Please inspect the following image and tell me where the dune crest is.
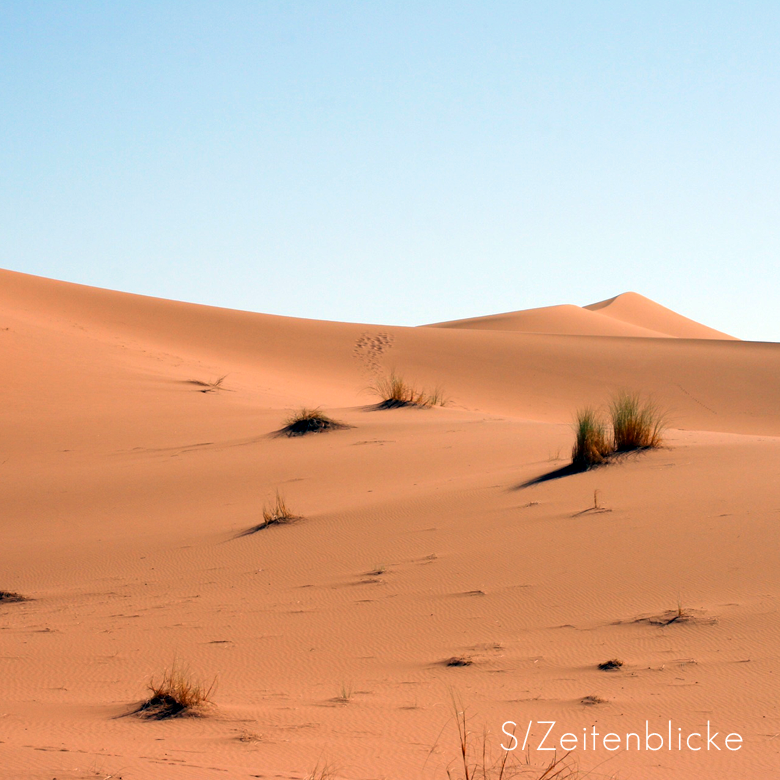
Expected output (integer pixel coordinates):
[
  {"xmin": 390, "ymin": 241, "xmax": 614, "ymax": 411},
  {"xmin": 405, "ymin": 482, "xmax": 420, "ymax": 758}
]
[
  {"xmin": 584, "ymin": 291, "xmax": 736, "ymax": 340},
  {"xmin": 425, "ymin": 291, "xmax": 736, "ymax": 340}
]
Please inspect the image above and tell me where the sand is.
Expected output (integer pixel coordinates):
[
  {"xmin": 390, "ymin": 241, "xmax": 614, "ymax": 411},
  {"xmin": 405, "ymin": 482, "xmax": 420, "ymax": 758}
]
[{"xmin": 0, "ymin": 268, "xmax": 778, "ymax": 779}]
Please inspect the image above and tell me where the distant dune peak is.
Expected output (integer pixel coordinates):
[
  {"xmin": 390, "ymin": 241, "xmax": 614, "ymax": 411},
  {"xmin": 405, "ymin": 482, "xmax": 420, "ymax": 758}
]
[
  {"xmin": 425, "ymin": 291, "xmax": 736, "ymax": 340},
  {"xmin": 584, "ymin": 291, "xmax": 634, "ymax": 311},
  {"xmin": 583, "ymin": 291, "xmax": 736, "ymax": 340}
]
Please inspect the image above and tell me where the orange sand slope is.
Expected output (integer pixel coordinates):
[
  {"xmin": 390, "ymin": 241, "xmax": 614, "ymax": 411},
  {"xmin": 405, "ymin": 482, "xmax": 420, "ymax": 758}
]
[
  {"xmin": 1, "ymin": 268, "xmax": 779, "ymax": 780},
  {"xmin": 427, "ymin": 291, "xmax": 737, "ymax": 339}
]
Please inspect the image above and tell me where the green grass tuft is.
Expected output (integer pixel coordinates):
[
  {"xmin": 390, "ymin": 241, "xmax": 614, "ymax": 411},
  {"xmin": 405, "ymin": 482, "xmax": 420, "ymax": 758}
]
[
  {"xmin": 571, "ymin": 408, "xmax": 611, "ymax": 469},
  {"xmin": 609, "ymin": 391, "xmax": 664, "ymax": 451}
]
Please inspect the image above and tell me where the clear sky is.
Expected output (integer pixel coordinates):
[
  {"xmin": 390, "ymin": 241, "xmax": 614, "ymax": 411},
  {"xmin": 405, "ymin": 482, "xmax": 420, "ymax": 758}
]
[{"xmin": 1, "ymin": 2, "xmax": 778, "ymax": 341}]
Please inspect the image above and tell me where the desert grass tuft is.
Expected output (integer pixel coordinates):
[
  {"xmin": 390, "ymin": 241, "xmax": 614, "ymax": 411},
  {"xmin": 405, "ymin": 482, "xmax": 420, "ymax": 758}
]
[
  {"xmin": 306, "ymin": 761, "xmax": 337, "ymax": 780},
  {"xmin": 187, "ymin": 375, "xmax": 228, "ymax": 393},
  {"xmin": 580, "ymin": 694, "xmax": 607, "ymax": 706},
  {"xmin": 370, "ymin": 371, "xmax": 446, "ymax": 409},
  {"xmin": 235, "ymin": 728, "xmax": 262, "ymax": 743},
  {"xmin": 259, "ymin": 490, "xmax": 299, "ymax": 529},
  {"xmin": 446, "ymin": 693, "xmax": 576, "ymax": 779},
  {"xmin": 136, "ymin": 662, "xmax": 215, "ymax": 719},
  {"xmin": 609, "ymin": 391, "xmax": 664, "ymax": 451},
  {"xmin": 571, "ymin": 407, "xmax": 611, "ymax": 469},
  {"xmin": 658, "ymin": 596, "xmax": 693, "ymax": 625},
  {"xmin": 280, "ymin": 407, "xmax": 349, "ymax": 437},
  {"xmin": 335, "ymin": 682, "xmax": 353, "ymax": 703},
  {"xmin": 235, "ymin": 490, "xmax": 301, "ymax": 536},
  {"xmin": 0, "ymin": 590, "xmax": 26, "ymax": 603}
]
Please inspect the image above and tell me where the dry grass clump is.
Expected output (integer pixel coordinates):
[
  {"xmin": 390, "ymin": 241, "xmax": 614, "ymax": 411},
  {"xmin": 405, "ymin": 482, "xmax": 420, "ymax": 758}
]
[
  {"xmin": 335, "ymin": 682, "xmax": 353, "ymax": 703},
  {"xmin": 259, "ymin": 490, "xmax": 299, "ymax": 529},
  {"xmin": 0, "ymin": 590, "xmax": 26, "ymax": 603},
  {"xmin": 280, "ymin": 407, "xmax": 349, "ymax": 437},
  {"xmin": 187, "ymin": 375, "xmax": 228, "ymax": 393},
  {"xmin": 136, "ymin": 663, "xmax": 215, "ymax": 719},
  {"xmin": 580, "ymin": 694, "xmax": 607, "ymax": 706},
  {"xmin": 445, "ymin": 656, "xmax": 474, "ymax": 667},
  {"xmin": 236, "ymin": 490, "xmax": 302, "ymax": 536},
  {"xmin": 647, "ymin": 597, "xmax": 696, "ymax": 626},
  {"xmin": 447, "ymin": 695, "xmax": 576, "ymax": 779},
  {"xmin": 370, "ymin": 371, "xmax": 445, "ymax": 408},
  {"xmin": 609, "ymin": 391, "xmax": 664, "ymax": 451},
  {"xmin": 306, "ymin": 762, "xmax": 337, "ymax": 780},
  {"xmin": 571, "ymin": 408, "xmax": 611, "ymax": 469}
]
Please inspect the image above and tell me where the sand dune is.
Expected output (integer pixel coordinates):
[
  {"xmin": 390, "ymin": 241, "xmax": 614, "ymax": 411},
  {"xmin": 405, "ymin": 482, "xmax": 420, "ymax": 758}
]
[
  {"xmin": 0, "ymin": 268, "xmax": 778, "ymax": 779},
  {"xmin": 585, "ymin": 291, "xmax": 737, "ymax": 339},
  {"xmin": 427, "ymin": 291, "xmax": 737, "ymax": 340}
]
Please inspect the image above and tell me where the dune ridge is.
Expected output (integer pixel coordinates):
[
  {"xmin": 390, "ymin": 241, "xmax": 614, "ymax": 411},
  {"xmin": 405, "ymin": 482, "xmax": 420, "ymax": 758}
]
[{"xmin": 426, "ymin": 291, "xmax": 737, "ymax": 340}]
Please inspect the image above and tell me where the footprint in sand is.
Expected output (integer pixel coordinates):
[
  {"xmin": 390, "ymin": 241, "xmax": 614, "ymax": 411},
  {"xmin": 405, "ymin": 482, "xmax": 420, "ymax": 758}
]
[{"xmin": 352, "ymin": 332, "xmax": 394, "ymax": 376}]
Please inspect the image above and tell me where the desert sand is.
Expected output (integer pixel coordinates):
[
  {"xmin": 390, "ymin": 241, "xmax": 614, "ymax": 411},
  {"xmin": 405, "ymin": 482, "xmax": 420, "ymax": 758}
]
[{"xmin": 1, "ymin": 268, "xmax": 778, "ymax": 779}]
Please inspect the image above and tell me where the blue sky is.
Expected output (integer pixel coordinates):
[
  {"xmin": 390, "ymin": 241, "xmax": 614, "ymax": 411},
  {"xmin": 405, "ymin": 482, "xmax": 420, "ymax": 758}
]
[{"xmin": 1, "ymin": 2, "xmax": 778, "ymax": 340}]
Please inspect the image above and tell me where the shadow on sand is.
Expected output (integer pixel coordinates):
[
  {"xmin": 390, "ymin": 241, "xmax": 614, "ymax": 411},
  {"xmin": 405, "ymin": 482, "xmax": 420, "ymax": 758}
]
[{"xmin": 513, "ymin": 462, "xmax": 590, "ymax": 489}]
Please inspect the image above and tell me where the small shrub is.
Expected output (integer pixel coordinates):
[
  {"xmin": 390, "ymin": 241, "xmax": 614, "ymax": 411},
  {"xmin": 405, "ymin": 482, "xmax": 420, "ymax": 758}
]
[
  {"xmin": 609, "ymin": 391, "xmax": 664, "ymax": 451},
  {"xmin": 136, "ymin": 663, "xmax": 215, "ymax": 719},
  {"xmin": 571, "ymin": 408, "xmax": 611, "ymax": 468},
  {"xmin": 280, "ymin": 408, "xmax": 349, "ymax": 436},
  {"xmin": 370, "ymin": 371, "xmax": 445, "ymax": 408}
]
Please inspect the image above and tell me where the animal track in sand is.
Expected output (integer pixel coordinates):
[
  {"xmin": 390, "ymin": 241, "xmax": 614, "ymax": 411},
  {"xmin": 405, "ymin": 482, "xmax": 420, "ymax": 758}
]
[{"xmin": 353, "ymin": 332, "xmax": 393, "ymax": 375}]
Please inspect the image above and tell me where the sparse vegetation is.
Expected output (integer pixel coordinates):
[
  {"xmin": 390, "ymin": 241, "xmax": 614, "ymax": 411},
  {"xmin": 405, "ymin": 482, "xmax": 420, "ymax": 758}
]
[
  {"xmin": 571, "ymin": 407, "xmax": 611, "ymax": 469},
  {"xmin": 235, "ymin": 489, "xmax": 301, "ymax": 536},
  {"xmin": 187, "ymin": 375, "xmax": 228, "ymax": 393},
  {"xmin": 656, "ymin": 597, "xmax": 693, "ymax": 625},
  {"xmin": 235, "ymin": 728, "xmax": 262, "ymax": 743},
  {"xmin": 259, "ymin": 490, "xmax": 299, "ymax": 529},
  {"xmin": 136, "ymin": 662, "xmax": 215, "ymax": 719},
  {"xmin": 279, "ymin": 407, "xmax": 349, "ymax": 436},
  {"xmin": 0, "ymin": 590, "xmax": 26, "ymax": 603},
  {"xmin": 370, "ymin": 371, "xmax": 446, "ymax": 408},
  {"xmin": 306, "ymin": 761, "xmax": 337, "ymax": 780},
  {"xmin": 633, "ymin": 598, "xmax": 712, "ymax": 627},
  {"xmin": 597, "ymin": 658, "xmax": 623, "ymax": 671},
  {"xmin": 609, "ymin": 391, "xmax": 664, "ymax": 451},
  {"xmin": 446, "ymin": 694, "xmax": 577, "ymax": 779},
  {"xmin": 580, "ymin": 694, "xmax": 606, "ymax": 706},
  {"xmin": 336, "ymin": 682, "xmax": 353, "ymax": 703},
  {"xmin": 570, "ymin": 391, "xmax": 664, "ymax": 471}
]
